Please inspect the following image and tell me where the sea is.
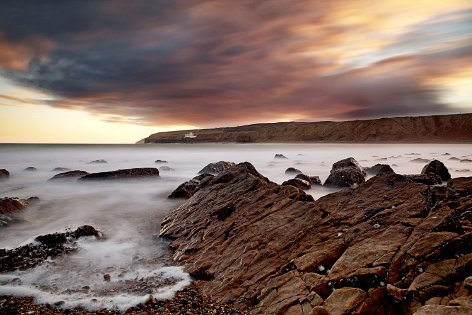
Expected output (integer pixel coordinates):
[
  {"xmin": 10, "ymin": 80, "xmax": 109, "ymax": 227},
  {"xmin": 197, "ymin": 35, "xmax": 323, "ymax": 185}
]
[{"xmin": 0, "ymin": 143, "xmax": 470, "ymax": 310}]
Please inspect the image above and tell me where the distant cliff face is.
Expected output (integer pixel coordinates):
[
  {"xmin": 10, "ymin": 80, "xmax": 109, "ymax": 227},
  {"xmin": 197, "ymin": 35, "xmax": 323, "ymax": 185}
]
[{"xmin": 141, "ymin": 114, "xmax": 472, "ymax": 143}]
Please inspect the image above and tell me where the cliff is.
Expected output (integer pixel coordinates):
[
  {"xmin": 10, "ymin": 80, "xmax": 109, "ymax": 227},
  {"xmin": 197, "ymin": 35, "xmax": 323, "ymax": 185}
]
[{"xmin": 141, "ymin": 113, "xmax": 472, "ymax": 143}]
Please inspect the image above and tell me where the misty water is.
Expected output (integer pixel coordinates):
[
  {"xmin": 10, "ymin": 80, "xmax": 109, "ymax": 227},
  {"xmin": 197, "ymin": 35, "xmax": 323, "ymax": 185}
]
[{"xmin": 0, "ymin": 143, "xmax": 471, "ymax": 311}]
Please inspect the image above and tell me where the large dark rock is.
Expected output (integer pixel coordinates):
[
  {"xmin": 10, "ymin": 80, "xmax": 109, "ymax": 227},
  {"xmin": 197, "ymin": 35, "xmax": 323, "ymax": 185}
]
[
  {"xmin": 406, "ymin": 174, "xmax": 442, "ymax": 185},
  {"xmin": 421, "ymin": 160, "xmax": 451, "ymax": 181},
  {"xmin": 198, "ymin": 161, "xmax": 236, "ymax": 175},
  {"xmin": 48, "ymin": 170, "xmax": 89, "ymax": 181},
  {"xmin": 0, "ymin": 169, "xmax": 9, "ymax": 180},
  {"xmin": 0, "ymin": 197, "xmax": 29, "ymax": 215},
  {"xmin": 79, "ymin": 168, "xmax": 160, "ymax": 180},
  {"xmin": 365, "ymin": 164, "xmax": 395, "ymax": 176},
  {"xmin": 169, "ymin": 174, "xmax": 214, "ymax": 199},
  {"xmin": 0, "ymin": 225, "xmax": 101, "ymax": 272},
  {"xmin": 324, "ymin": 157, "xmax": 366, "ymax": 188},
  {"xmin": 160, "ymin": 162, "xmax": 472, "ymax": 315},
  {"xmin": 282, "ymin": 178, "xmax": 311, "ymax": 190},
  {"xmin": 285, "ymin": 167, "xmax": 302, "ymax": 175},
  {"xmin": 324, "ymin": 158, "xmax": 366, "ymax": 188}
]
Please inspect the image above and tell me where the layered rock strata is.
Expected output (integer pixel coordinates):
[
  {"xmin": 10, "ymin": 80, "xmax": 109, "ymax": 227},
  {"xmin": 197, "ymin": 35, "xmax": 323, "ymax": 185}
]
[{"xmin": 160, "ymin": 162, "xmax": 472, "ymax": 315}]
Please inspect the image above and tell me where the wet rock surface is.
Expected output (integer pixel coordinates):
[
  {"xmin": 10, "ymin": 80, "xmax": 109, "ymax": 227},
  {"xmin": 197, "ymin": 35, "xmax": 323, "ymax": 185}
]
[
  {"xmin": 275, "ymin": 154, "xmax": 288, "ymax": 159},
  {"xmin": 324, "ymin": 157, "xmax": 366, "ymax": 187},
  {"xmin": 0, "ymin": 225, "xmax": 101, "ymax": 272},
  {"xmin": 168, "ymin": 173, "xmax": 214, "ymax": 199},
  {"xmin": 52, "ymin": 167, "xmax": 71, "ymax": 172},
  {"xmin": 49, "ymin": 170, "xmax": 89, "ymax": 181},
  {"xmin": 285, "ymin": 167, "xmax": 302, "ymax": 175},
  {"xmin": 79, "ymin": 168, "xmax": 160, "ymax": 180},
  {"xmin": 23, "ymin": 167, "xmax": 37, "ymax": 171},
  {"xmin": 198, "ymin": 161, "xmax": 236, "ymax": 175},
  {"xmin": 88, "ymin": 159, "xmax": 107, "ymax": 164},
  {"xmin": 0, "ymin": 197, "xmax": 29, "ymax": 215},
  {"xmin": 421, "ymin": 160, "xmax": 451, "ymax": 181},
  {"xmin": 161, "ymin": 162, "xmax": 472, "ymax": 314}
]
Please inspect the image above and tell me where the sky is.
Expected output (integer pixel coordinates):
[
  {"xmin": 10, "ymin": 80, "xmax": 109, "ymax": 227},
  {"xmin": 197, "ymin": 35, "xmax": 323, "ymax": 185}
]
[{"xmin": 0, "ymin": 1, "xmax": 471, "ymax": 143}]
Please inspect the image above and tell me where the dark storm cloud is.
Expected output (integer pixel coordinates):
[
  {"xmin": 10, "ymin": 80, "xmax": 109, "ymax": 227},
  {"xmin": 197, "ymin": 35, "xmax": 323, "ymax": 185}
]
[{"xmin": 0, "ymin": 1, "xmax": 470, "ymax": 126}]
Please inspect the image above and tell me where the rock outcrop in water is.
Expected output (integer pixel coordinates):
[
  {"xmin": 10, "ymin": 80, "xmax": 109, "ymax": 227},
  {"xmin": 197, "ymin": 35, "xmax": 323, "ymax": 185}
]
[
  {"xmin": 421, "ymin": 160, "xmax": 451, "ymax": 181},
  {"xmin": 0, "ymin": 225, "xmax": 101, "ymax": 272},
  {"xmin": 79, "ymin": 168, "xmax": 160, "ymax": 180},
  {"xmin": 0, "ymin": 198, "xmax": 29, "ymax": 215},
  {"xmin": 324, "ymin": 157, "xmax": 366, "ymax": 187},
  {"xmin": 160, "ymin": 162, "xmax": 472, "ymax": 314},
  {"xmin": 198, "ymin": 161, "xmax": 236, "ymax": 175},
  {"xmin": 48, "ymin": 170, "xmax": 89, "ymax": 181}
]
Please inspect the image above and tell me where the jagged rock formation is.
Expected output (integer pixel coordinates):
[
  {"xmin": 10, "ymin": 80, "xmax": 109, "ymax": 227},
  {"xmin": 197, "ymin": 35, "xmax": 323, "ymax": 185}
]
[
  {"xmin": 79, "ymin": 168, "xmax": 160, "ymax": 180},
  {"xmin": 0, "ymin": 197, "xmax": 29, "ymax": 215},
  {"xmin": 160, "ymin": 162, "xmax": 472, "ymax": 315},
  {"xmin": 141, "ymin": 114, "xmax": 472, "ymax": 143}
]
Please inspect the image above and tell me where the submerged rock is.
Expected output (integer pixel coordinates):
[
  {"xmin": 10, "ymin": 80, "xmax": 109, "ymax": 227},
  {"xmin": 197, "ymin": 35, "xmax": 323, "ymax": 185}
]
[
  {"xmin": 198, "ymin": 161, "xmax": 236, "ymax": 175},
  {"xmin": 0, "ymin": 225, "xmax": 102, "ymax": 272},
  {"xmin": 411, "ymin": 158, "xmax": 431, "ymax": 163},
  {"xmin": 285, "ymin": 167, "xmax": 302, "ymax": 175},
  {"xmin": 79, "ymin": 168, "xmax": 160, "ymax": 180},
  {"xmin": 88, "ymin": 159, "xmax": 107, "ymax": 164},
  {"xmin": 0, "ymin": 169, "xmax": 9, "ymax": 180},
  {"xmin": 282, "ymin": 178, "xmax": 311, "ymax": 190},
  {"xmin": 154, "ymin": 159, "xmax": 168, "ymax": 164},
  {"xmin": 160, "ymin": 162, "xmax": 472, "ymax": 315},
  {"xmin": 48, "ymin": 170, "xmax": 89, "ymax": 181},
  {"xmin": 159, "ymin": 166, "xmax": 175, "ymax": 172},
  {"xmin": 324, "ymin": 157, "xmax": 366, "ymax": 187},
  {"xmin": 0, "ymin": 197, "xmax": 29, "ymax": 215},
  {"xmin": 421, "ymin": 160, "xmax": 451, "ymax": 181},
  {"xmin": 274, "ymin": 154, "xmax": 288, "ymax": 159},
  {"xmin": 23, "ymin": 167, "xmax": 37, "ymax": 171}
]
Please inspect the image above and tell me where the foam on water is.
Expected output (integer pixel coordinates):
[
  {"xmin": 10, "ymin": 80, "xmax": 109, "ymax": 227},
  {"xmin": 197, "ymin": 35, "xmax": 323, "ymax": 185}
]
[{"xmin": 0, "ymin": 143, "xmax": 470, "ymax": 310}]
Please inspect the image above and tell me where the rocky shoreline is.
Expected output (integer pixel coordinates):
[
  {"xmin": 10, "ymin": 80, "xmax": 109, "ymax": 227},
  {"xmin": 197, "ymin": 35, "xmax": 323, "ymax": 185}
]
[
  {"xmin": 160, "ymin": 160, "xmax": 472, "ymax": 314},
  {"xmin": 1, "ymin": 158, "xmax": 471, "ymax": 314}
]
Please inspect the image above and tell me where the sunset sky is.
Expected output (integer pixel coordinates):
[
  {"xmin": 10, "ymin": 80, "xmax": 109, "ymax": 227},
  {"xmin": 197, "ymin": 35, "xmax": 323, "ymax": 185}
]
[{"xmin": 0, "ymin": 1, "xmax": 471, "ymax": 143}]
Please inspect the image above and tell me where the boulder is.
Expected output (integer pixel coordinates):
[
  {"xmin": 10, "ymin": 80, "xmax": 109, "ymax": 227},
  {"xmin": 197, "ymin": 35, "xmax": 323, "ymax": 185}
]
[
  {"xmin": 365, "ymin": 164, "xmax": 395, "ymax": 176},
  {"xmin": 160, "ymin": 163, "xmax": 472, "ymax": 315},
  {"xmin": 275, "ymin": 154, "xmax": 288, "ymax": 159},
  {"xmin": 312, "ymin": 177, "xmax": 322, "ymax": 186},
  {"xmin": 23, "ymin": 167, "xmax": 37, "ymax": 171},
  {"xmin": 285, "ymin": 167, "xmax": 302, "ymax": 175},
  {"xmin": 405, "ymin": 174, "xmax": 442, "ymax": 185},
  {"xmin": 282, "ymin": 178, "xmax": 311, "ymax": 190},
  {"xmin": 79, "ymin": 168, "xmax": 159, "ymax": 180},
  {"xmin": 48, "ymin": 170, "xmax": 89, "ymax": 181},
  {"xmin": 324, "ymin": 158, "xmax": 366, "ymax": 188},
  {"xmin": 421, "ymin": 160, "xmax": 451, "ymax": 181},
  {"xmin": 0, "ymin": 197, "xmax": 29, "ymax": 215},
  {"xmin": 0, "ymin": 169, "xmax": 10, "ymax": 180},
  {"xmin": 198, "ymin": 161, "xmax": 236, "ymax": 175}
]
